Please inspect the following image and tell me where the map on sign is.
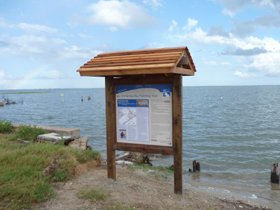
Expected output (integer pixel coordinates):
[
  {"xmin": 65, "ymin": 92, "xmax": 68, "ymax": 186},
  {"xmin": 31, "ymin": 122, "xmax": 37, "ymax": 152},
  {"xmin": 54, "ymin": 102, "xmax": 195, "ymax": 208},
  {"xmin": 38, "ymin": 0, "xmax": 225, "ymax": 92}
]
[
  {"xmin": 118, "ymin": 108, "xmax": 136, "ymax": 126},
  {"xmin": 116, "ymin": 99, "xmax": 149, "ymax": 143},
  {"xmin": 116, "ymin": 84, "xmax": 172, "ymax": 146}
]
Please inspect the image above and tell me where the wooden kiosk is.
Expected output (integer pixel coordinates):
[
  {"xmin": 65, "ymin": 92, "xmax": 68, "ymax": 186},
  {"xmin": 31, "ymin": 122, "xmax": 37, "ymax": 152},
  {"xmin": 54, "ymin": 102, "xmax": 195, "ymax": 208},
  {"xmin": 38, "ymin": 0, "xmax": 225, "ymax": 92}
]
[{"xmin": 78, "ymin": 46, "xmax": 196, "ymax": 194}]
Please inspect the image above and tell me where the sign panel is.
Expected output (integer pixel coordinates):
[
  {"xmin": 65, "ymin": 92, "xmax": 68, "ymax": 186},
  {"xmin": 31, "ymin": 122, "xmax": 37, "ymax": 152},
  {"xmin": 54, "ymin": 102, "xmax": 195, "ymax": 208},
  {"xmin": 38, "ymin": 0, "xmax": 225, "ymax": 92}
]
[{"xmin": 116, "ymin": 84, "xmax": 172, "ymax": 146}]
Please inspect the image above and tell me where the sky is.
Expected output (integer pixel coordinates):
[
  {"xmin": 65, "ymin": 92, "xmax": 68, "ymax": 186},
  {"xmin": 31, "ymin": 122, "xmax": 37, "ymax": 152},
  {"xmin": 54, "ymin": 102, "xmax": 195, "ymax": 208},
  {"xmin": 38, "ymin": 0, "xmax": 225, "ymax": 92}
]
[{"xmin": 0, "ymin": 0, "xmax": 280, "ymax": 89}]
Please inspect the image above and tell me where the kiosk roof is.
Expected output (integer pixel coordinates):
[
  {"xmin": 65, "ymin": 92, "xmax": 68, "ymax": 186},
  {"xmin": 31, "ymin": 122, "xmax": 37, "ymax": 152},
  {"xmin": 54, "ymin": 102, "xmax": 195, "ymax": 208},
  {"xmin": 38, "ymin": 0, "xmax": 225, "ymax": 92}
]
[{"xmin": 78, "ymin": 46, "xmax": 196, "ymax": 77}]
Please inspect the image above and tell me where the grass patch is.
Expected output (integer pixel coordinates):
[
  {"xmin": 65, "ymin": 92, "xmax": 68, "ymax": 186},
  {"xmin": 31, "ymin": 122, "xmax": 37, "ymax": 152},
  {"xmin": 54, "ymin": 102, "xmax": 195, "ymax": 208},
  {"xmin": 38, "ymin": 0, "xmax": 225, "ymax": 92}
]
[
  {"xmin": 0, "ymin": 132, "xmax": 100, "ymax": 210},
  {"xmin": 0, "ymin": 121, "xmax": 13, "ymax": 133},
  {"xmin": 74, "ymin": 149, "xmax": 100, "ymax": 163},
  {"xmin": 128, "ymin": 164, "xmax": 173, "ymax": 177},
  {"xmin": 106, "ymin": 203, "xmax": 137, "ymax": 210},
  {"xmin": 77, "ymin": 188, "xmax": 107, "ymax": 202},
  {"xmin": 10, "ymin": 125, "xmax": 45, "ymax": 141}
]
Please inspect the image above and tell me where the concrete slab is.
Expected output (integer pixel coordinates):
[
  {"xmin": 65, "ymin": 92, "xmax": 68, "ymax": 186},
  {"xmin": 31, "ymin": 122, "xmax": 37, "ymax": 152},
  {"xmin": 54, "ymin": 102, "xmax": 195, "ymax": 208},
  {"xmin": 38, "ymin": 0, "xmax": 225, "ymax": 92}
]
[
  {"xmin": 69, "ymin": 137, "xmax": 89, "ymax": 150},
  {"xmin": 37, "ymin": 133, "xmax": 73, "ymax": 143},
  {"xmin": 13, "ymin": 124, "xmax": 80, "ymax": 139}
]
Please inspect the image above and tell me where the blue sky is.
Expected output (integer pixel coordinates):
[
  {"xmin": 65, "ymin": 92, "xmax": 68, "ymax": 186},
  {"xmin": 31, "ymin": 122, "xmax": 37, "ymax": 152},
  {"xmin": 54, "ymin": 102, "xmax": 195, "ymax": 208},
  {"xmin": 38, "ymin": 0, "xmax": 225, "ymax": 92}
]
[{"xmin": 0, "ymin": 0, "xmax": 280, "ymax": 89}]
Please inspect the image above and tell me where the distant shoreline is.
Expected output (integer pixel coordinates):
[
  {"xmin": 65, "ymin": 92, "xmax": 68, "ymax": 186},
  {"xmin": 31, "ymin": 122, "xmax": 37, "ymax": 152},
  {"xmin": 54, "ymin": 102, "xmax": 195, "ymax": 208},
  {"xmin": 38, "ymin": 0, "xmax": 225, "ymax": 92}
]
[
  {"xmin": 0, "ymin": 91, "xmax": 50, "ymax": 95},
  {"xmin": 1, "ymin": 84, "xmax": 280, "ymax": 92}
]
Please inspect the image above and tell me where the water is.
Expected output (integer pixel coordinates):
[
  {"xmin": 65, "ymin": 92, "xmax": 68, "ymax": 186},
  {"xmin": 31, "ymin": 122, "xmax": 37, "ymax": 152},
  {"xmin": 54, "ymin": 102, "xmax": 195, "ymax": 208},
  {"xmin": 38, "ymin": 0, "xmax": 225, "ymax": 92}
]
[
  {"xmin": 1, "ymin": 86, "xmax": 280, "ymax": 208},
  {"xmin": 182, "ymin": 86, "xmax": 280, "ymax": 209}
]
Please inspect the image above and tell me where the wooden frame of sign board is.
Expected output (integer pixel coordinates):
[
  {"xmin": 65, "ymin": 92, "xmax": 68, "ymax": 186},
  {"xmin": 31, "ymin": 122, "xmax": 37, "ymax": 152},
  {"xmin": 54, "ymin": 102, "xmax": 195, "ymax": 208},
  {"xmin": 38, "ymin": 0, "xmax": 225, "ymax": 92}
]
[
  {"xmin": 77, "ymin": 46, "xmax": 196, "ymax": 195},
  {"xmin": 105, "ymin": 74, "xmax": 183, "ymax": 194}
]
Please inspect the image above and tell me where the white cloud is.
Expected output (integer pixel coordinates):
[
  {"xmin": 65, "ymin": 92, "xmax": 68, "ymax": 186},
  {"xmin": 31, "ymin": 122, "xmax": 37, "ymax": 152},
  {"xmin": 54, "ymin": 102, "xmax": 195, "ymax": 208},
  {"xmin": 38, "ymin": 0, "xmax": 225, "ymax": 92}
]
[
  {"xmin": 33, "ymin": 69, "xmax": 63, "ymax": 80},
  {"xmin": 1, "ymin": 68, "xmax": 63, "ymax": 81},
  {"xmin": 175, "ymin": 26, "xmax": 280, "ymax": 52},
  {"xmin": 78, "ymin": 33, "xmax": 95, "ymax": 39},
  {"xmin": 0, "ymin": 16, "xmax": 104, "ymax": 89},
  {"xmin": 168, "ymin": 20, "xmax": 177, "ymax": 32},
  {"xmin": 168, "ymin": 18, "xmax": 198, "ymax": 33},
  {"xmin": 222, "ymin": 9, "xmax": 235, "ymax": 17},
  {"xmin": 216, "ymin": 0, "xmax": 280, "ymax": 16},
  {"xmin": 0, "ymin": 18, "xmax": 104, "ymax": 89},
  {"xmin": 0, "ymin": 33, "xmax": 98, "ymax": 61},
  {"xmin": 87, "ymin": 0, "xmax": 154, "ymax": 29},
  {"xmin": 259, "ymin": 0, "xmax": 272, "ymax": 7},
  {"xmin": 214, "ymin": 0, "xmax": 248, "ymax": 16},
  {"xmin": 0, "ymin": 68, "xmax": 66, "ymax": 89},
  {"xmin": 0, "ymin": 18, "xmax": 58, "ymax": 34},
  {"xmin": 185, "ymin": 18, "xmax": 198, "ymax": 30},
  {"xmin": 0, "ymin": 35, "xmax": 66, "ymax": 55},
  {"xmin": 17, "ymin": 23, "xmax": 58, "ymax": 34},
  {"xmin": 59, "ymin": 45, "xmax": 100, "ymax": 59},
  {"xmin": 234, "ymin": 70, "xmax": 251, "ymax": 78},
  {"xmin": 168, "ymin": 20, "xmax": 280, "ymax": 77},
  {"xmin": 204, "ymin": 60, "xmax": 230, "ymax": 66},
  {"xmin": 143, "ymin": 0, "xmax": 163, "ymax": 8},
  {"xmin": 247, "ymin": 52, "xmax": 280, "ymax": 76}
]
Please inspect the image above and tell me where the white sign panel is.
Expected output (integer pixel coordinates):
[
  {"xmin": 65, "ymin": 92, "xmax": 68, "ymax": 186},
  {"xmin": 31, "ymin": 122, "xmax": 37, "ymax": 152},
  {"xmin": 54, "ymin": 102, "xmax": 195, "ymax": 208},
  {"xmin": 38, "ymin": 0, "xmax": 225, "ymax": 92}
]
[{"xmin": 116, "ymin": 84, "xmax": 172, "ymax": 146}]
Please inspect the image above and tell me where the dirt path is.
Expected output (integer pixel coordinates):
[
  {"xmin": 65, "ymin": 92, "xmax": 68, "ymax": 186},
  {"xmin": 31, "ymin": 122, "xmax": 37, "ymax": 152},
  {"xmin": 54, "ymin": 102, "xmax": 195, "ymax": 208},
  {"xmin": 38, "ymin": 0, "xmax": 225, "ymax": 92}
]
[{"xmin": 37, "ymin": 165, "xmax": 270, "ymax": 210}]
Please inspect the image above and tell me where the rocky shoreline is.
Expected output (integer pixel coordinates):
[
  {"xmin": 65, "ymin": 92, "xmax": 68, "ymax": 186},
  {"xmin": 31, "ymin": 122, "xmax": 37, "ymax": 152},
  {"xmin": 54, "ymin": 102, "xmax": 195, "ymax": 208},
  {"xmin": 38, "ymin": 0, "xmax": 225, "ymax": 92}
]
[{"xmin": 37, "ymin": 165, "xmax": 271, "ymax": 210}]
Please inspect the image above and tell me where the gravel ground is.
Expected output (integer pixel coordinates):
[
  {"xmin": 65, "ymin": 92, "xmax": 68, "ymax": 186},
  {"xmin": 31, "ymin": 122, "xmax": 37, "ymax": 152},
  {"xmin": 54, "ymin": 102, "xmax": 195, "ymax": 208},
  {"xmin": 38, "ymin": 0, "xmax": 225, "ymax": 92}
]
[{"xmin": 37, "ymin": 164, "xmax": 271, "ymax": 210}]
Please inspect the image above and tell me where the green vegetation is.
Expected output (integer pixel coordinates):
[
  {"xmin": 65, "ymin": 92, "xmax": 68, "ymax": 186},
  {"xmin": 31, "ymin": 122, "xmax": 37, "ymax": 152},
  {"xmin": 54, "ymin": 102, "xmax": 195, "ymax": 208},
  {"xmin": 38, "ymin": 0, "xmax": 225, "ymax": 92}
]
[
  {"xmin": 0, "ymin": 122, "xmax": 45, "ymax": 141},
  {"xmin": 106, "ymin": 203, "xmax": 137, "ymax": 210},
  {"xmin": 0, "ymin": 130, "xmax": 100, "ymax": 210},
  {"xmin": 0, "ymin": 121, "xmax": 13, "ymax": 133},
  {"xmin": 128, "ymin": 164, "xmax": 173, "ymax": 178},
  {"xmin": 10, "ymin": 125, "xmax": 46, "ymax": 141},
  {"xmin": 74, "ymin": 149, "xmax": 100, "ymax": 163},
  {"xmin": 77, "ymin": 188, "xmax": 107, "ymax": 202}
]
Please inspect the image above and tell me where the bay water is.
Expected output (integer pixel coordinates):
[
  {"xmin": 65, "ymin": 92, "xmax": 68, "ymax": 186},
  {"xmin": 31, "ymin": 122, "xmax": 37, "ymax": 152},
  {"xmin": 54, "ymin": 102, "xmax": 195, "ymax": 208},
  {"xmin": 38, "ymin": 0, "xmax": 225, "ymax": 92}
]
[{"xmin": 1, "ymin": 86, "xmax": 280, "ymax": 208}]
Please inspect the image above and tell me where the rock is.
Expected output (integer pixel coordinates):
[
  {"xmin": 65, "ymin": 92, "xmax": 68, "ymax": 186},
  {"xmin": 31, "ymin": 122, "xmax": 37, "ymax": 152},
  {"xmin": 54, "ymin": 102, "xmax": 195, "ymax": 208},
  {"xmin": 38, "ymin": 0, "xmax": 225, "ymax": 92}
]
[
  {"xmin": 1, "ymin": 98, "xmax": 16, "ymax": 105},
  {"xmin": 192, "ymin": 160, "xmax": 201, "ymax": 172},
  {"xmin": 68, "ymin": 137, "xmax": 89, "ymax": 150},
  {"xmin": 39, "ymin": 126, "xmax": 80, "ymax": 139},
  {"xmin": 116, "ymin": 160, "xmax": 134, "ymax": 166},
  {"xmin": 37, "ymin": 133, "xmax": 74, "ymax": 143},
  {"xmin": 271, "ymin": 163, "xmax": 279, "ymax": 184},
  {"xmin": 5, "ymin": 99, "xmax": 16, "ymax": 105},
  {"xmin": 116, "ymin": 152, "xmax": 130, "ymax": 161},
  {"xmin": 122, "ymin": 152, "xmax": 152, "ymax": 165},
  {"xmin": 64, "ymin": 138, "xmax": 75, "ymax": 146}
]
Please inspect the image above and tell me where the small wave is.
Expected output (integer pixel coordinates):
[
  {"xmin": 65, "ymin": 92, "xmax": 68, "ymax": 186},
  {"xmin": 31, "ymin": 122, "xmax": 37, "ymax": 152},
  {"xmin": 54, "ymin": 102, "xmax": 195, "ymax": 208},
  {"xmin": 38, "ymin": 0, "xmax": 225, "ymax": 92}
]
[{"xmin": 250, "ymin": 194, "xmax": 258, "ymax": 199}]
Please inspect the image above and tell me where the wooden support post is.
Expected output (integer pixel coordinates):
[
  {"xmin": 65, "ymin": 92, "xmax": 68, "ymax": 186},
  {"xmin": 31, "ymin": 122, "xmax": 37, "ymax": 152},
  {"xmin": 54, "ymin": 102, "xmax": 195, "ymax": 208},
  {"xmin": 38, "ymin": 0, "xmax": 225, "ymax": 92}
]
[
  {"xmin": 105, "ymin": 77, "xmax": 116, "ymax": 180},
  {"xmin": 172, "ymin": 75, "xmax": 183, "ymax": 194}
]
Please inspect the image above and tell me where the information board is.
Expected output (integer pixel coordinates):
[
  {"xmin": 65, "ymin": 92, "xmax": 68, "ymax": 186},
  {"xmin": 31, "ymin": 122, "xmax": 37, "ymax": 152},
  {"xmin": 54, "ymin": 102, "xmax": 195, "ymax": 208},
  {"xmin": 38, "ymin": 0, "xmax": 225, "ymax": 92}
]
[{"xmin": 116, "ymin": 84, "xmax": 172, "ymax": 146}]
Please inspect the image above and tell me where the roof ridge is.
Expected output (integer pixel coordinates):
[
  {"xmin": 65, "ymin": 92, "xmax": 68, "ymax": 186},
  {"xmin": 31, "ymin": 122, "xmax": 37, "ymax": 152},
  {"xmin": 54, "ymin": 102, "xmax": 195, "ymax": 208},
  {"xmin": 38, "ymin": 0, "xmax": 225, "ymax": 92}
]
[
  {"xmin": 78, "ymin": 46, "xmax": 196, "ymax": 76},
  {"xmin": 98, "ymin": 46, "xmax": 186, "ymax": 57}
]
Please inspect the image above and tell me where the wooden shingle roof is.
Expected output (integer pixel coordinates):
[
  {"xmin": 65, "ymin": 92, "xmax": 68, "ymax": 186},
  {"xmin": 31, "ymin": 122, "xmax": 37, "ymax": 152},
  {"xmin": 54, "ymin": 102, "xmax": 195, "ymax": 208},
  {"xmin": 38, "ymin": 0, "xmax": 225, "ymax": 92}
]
[{"xmin": 77, "ymin": 46, "xmax": 196, "ymax": 77}]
